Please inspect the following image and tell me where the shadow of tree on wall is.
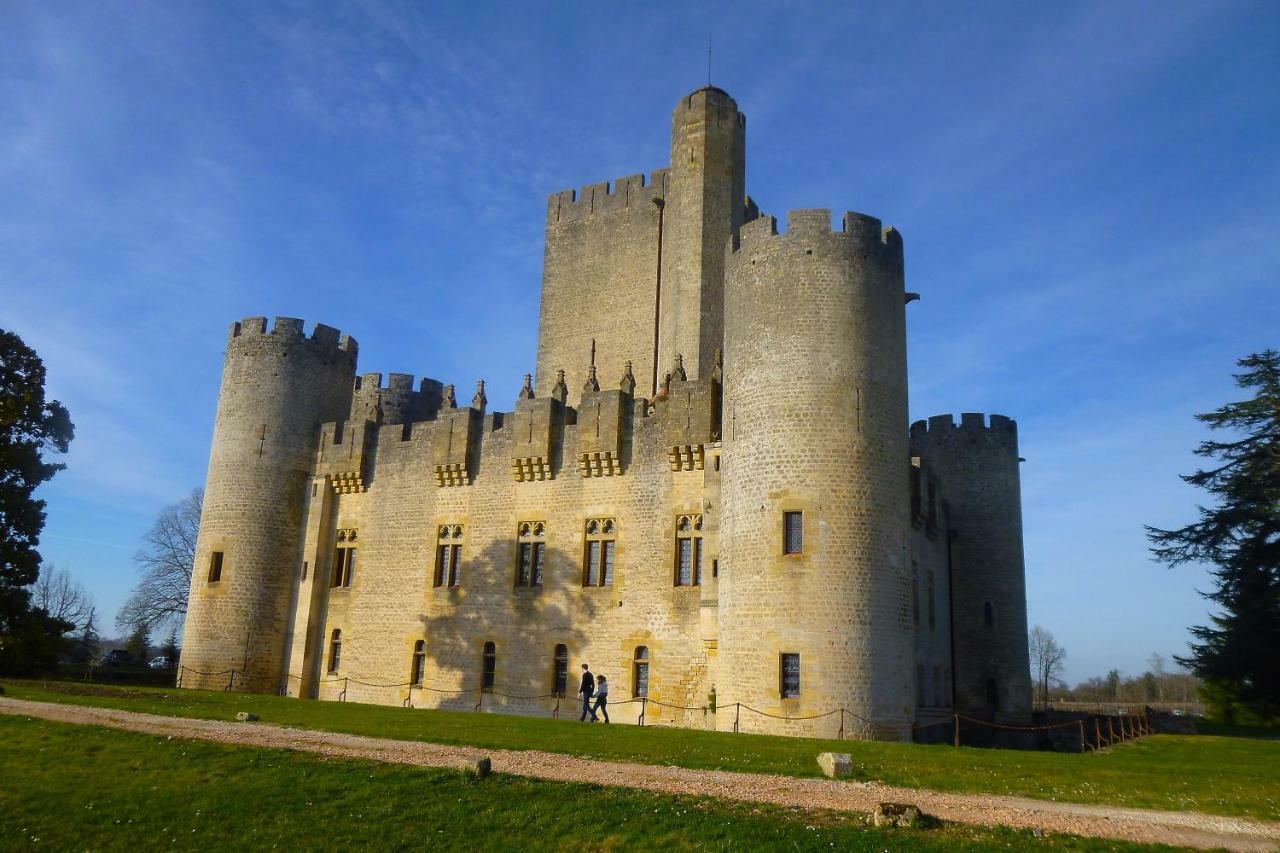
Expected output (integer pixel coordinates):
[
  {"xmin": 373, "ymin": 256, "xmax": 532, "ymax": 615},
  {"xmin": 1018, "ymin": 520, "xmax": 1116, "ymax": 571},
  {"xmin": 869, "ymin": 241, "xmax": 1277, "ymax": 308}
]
[{"xmin": 415, "ymin": 536, "xmax": 602, "ymax": 717}]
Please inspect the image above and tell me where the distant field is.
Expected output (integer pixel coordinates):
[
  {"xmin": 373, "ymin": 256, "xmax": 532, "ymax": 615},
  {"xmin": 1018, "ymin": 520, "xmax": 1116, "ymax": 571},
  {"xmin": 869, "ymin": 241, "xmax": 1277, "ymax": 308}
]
[
  {"xmin": 4, "ymin": 679, "xmax": 1278, "ymax": 821},
  {"xmin": 0, "ymin": 714, "xmax": 1167, "ymax": 852}
]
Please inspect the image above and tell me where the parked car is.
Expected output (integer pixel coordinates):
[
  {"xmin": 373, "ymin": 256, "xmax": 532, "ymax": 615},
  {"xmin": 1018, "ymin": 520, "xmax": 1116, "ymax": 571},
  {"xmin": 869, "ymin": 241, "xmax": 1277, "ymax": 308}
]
[
  {"xmin": 98, "ymin": 649, "xmax": 134, "ymax": 667},
  {"xmin": 148, "ymin": 656, "xmax": 173, "ymax": 670}
]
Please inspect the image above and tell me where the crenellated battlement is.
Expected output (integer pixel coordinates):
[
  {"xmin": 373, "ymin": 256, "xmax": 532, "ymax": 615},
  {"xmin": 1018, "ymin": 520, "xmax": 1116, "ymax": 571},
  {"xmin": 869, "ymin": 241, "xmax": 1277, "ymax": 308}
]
[
  {"xmin": 546, "ymin": 169, "xmax": 669, "ymax": 225},
  {"xmin": 228, "ymin": 315, "xmax": 358, "ymax": 356},
  {"xmin": 352, "ymin": 371, "xmax": 445, "ymax": 426},
  {"xmin": 910, "ymin": 413, "xmax": 1018, "ymax": 450},
  {"xmin": 730, "ymin": 210, "xmax": 903, "ymax": 260},
  {"xmin": 674, "ymin": 85, "xmax": 746, "ymax": 127}
]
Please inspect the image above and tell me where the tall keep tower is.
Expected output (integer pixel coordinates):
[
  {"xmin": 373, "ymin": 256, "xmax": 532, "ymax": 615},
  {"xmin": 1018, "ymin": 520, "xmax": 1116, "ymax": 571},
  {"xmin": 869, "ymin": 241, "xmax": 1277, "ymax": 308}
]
[
  {"xmin": 657, "ymin": 86, "xmax": 745, "ymax": 385},
  {"xmin": 719, "ymin": 210, "xmax": 915, "ymax": 739},
  {"xmin": 180, "ymin": 317, "xmax": 356, "ymax": 691},
  {"xmin": 910, "ymin": 414, "xmax": 1032, "ymax": 719}
]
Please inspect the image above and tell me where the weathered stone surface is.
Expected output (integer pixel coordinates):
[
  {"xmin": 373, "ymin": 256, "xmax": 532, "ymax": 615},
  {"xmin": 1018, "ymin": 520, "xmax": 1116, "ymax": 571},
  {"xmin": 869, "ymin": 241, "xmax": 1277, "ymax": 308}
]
[
  {"xmin": 235, "ymin": 711, "xmax": 259, "ymax": 722},
  {"xmin": 872, "ymin": 802, "xmax": 922, "ymax": 828},
  {"xmin": 816, "ymin": 752, "xmax": 853, "ymax": 778}
]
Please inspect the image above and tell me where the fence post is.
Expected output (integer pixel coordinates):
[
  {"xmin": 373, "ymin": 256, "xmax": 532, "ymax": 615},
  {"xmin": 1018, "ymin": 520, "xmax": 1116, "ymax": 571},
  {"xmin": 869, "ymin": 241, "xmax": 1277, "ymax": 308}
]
[
  {"xmin": 1078, "ymin": 720, "xmax": 1085, "ymax": 753},
  {"xmin": 475, "ymin": 687, "xmax": 483, "ymax": 712},
  {"xmin": 226, "ymin": 670, "xmax": 235, "ymax": 692},
  {"xmin": 953, "ymin": 714, "xmax": 960, "ymax": 748},
  {"xmin": 733, "ymin": 703, "xmax": 740, "ymax": 734},
  {"xmin": 638, "ymin": 697, "xmax": 647, "ymax": 726},
  {"xmin": 839, "ymin": 708, "xmax": 845, "ymax": 741},
  {"xmin": 176, "ymin": 666, "xmax": 184, "ymax": 689},
  {"xmin": 552, "ymin": 697, "xmax": 560, "ymax": 719},
  {"xmin": 1107, "ymin": 716, "xmax": 1115, "ymax": 745},
  {"xmin": 1094, "ymin": 719, "xmax": 1102, "ymax": 750}
]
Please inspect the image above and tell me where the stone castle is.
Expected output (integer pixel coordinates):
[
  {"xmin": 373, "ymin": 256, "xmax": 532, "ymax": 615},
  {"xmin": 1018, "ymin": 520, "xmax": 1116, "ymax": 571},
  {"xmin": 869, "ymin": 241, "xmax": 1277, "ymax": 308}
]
[{"xmin": 180, "ymin": 87, "xmax": 1032, "ymax": 739}]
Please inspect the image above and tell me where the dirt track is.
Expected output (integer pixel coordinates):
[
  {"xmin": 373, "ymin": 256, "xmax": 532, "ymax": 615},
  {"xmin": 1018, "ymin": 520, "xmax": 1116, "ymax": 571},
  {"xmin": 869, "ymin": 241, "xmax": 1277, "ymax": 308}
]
[{"xmin": 2, "ymin": 696, "xmax": 1276, "ymax": 851}]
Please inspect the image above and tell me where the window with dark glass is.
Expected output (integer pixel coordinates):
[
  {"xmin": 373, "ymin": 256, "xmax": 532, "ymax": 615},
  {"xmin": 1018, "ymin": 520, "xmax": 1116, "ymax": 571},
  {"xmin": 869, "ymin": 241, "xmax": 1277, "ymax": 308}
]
[
  {"xmin": 583, "ymin": 518, "xmax": 616, "ymax": 587},
  {"xmin": 208, "ymin": 551, "xmax": 224, "ymax": 583},
  {"xmin": 482, "ymin": 641, "xmax": 496, "ymax": 691},
  {"xmin": 552, "ymin": 643, "xmax": 568, "ymax": 697},
  {"xmin": 516, "ymin": 521, "xmax": 546, "ymax": 587},
  {"xmin": 328, "ymin": 629, "xmax": 342, "ymax": 673},
  {"xmin": 435, "ymin": 525, "xmax": 463, "ymax": 588},
  {"xmin": 783, "ymin": 511, "xmax": 803, "ymax": 554},
  {"xmin": 674, "ymin": 514, "xmax": 703, "ymax": 586},
  {"xmin": 632, "ymin": 646, "xmax": 649, "ymax": 698},
  {"xmin": 411, "ymin": 640, "xmax": 426, "ymax": 686},
  {"xmin": 780, "ymin": 652, "xmax": 801, "ymax": 698}
]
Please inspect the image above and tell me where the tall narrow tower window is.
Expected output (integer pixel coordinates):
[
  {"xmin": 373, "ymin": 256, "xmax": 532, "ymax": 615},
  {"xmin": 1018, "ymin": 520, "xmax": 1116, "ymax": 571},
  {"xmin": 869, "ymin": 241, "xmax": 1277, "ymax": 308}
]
[
  {"xmin": 207, "ymin": 551, "xmax": 224, "ymax": 583},
  {"xmin": 632, "ymin": 646, "xmax": 649, "ymax": 697},
  {"xmin": 328, "ymin": 629, "xmax": 342, "ymax": 673},
  {"xmin": 783, "ymin": 511, "xmax": 803, "ymax": 554},
  {"xmin": 435, "ymin": 525, "xmax": 463, "ymax": 588},
  {"xmin": 331, "ymin": 528, "xmax": 357, "ymax": 589},
  {"xmin": 410, "ymin": 640, "xmax": 426, "ymax": 686},
  {"xmin": 552, "ymin": 643, "xmax": 569, "ymax": 696},
  {"xmin": 780, "ymin": 653, "xmax": 801, "ymax": 698}
]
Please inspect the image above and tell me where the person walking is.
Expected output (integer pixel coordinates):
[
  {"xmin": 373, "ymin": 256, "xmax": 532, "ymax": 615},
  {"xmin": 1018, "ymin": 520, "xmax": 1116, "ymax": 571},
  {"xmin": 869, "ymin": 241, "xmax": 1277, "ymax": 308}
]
[
  {"xmin": 592, "ymin": 674, "xmax": 610, "ymax": 723},
  {"xmin": 578, "ymin": 663, "xmax": 596, "ymax": 722}
]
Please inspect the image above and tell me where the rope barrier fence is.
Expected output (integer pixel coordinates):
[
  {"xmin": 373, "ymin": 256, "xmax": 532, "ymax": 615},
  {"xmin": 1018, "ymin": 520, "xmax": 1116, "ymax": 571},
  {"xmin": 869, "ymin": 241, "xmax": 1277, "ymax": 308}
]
[{"xmin": 172, "ymin": 665, "xmax": 1154, "ymax": 751}]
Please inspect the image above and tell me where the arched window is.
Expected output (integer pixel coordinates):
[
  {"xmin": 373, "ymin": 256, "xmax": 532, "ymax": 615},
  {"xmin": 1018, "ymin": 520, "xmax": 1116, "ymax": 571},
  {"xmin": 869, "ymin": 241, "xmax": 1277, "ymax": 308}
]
[
  {"xmin": 328, "ymin": 629, "xmax": 342, "ymax": 673},
  {"xmin": 983, "ymin": 601, "xmax": 994, "ymax": 627},
  {"xmin": 552, "ymin": 643, "xmax": 568, "ymax": 696},
  {"xmin": 632, "ymin": 646, "xmax": 649, "ymax": 698},
  {"xmin": 481, "ymin": 641, "xmax": 496, "ymax": 692},
  {"xmin": 410, "ymin": 640, "xmax": 426, "ymax": 686}
]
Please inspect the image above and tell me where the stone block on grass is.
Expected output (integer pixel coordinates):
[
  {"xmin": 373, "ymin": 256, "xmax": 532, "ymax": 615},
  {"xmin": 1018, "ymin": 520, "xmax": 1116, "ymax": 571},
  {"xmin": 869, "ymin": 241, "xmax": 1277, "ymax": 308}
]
[
  {"xmin": 872, "ymin": 802, "xmax": 922, "ymax": 828},
  {"xmin": 471, "ymin": 757, "xmax": 492, "ymax": 778},
  {"xmin": 816, "ymin": 752, "xmax": 853, "ymax": 778}
]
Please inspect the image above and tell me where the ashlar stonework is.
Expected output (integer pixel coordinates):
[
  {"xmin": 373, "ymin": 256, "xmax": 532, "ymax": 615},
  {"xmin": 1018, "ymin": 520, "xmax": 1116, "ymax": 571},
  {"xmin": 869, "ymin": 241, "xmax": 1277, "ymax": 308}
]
[{"xmin": 179, "ymin": 87, "xmax": 1033, "ymax": 740}]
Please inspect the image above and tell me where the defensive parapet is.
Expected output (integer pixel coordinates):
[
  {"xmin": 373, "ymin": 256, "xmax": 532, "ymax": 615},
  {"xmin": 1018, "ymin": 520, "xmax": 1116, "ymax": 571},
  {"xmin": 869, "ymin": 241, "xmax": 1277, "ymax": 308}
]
[
  {"xmin": 719, "ymin": 208, "xmax": 913, "ymax": 739},
  {"xmin": 910, "ymin": 413, "xmax": 1031, "ymax": 720},
  {"xmin": 546, "ymin": 170, "xmax": 669, "ymax": 226},
  {"xmin": 182, "ymin": 316, "xmax": 357, "ymax": 692},
  {"xmin": 352, "ymin": 372, "xmax": 445, "ymax": 427}
]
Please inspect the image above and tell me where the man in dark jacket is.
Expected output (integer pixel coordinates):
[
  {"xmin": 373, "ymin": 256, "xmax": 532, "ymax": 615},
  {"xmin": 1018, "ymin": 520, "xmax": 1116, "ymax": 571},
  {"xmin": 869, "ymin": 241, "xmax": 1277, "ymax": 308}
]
[{"xmin": 578, "ymin": 663, "xmax": 597, "ymax": 722}]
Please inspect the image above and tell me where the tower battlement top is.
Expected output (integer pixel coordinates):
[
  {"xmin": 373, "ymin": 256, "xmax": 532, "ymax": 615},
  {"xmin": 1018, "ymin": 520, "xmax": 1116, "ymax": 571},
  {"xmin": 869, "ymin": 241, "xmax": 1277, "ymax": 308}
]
[
  {"xmin": 910, "ymin": 413, "xmax": 1018, "ymax": 450},
  {"xmin": 228, "ymin": 316, "xmax": 358, "ymax": 357},
  {"xmin": 730, "ymin": 210, "xmax": 903, "ymax": 258}
]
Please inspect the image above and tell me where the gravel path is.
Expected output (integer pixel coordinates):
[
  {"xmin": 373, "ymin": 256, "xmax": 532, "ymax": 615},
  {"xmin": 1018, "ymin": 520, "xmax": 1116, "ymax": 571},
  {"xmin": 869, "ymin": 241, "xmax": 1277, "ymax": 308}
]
[{"xmin": 3, "ymin": 696, "xmax": 1276, "ymax": 851}]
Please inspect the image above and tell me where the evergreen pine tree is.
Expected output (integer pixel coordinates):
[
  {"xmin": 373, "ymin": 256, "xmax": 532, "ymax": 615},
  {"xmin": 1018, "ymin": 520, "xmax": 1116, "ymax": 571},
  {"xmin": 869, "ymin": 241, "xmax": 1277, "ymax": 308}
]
[{"xmin": 1147, "ymin": 350, "xmax": 1280, "ymax": 722}]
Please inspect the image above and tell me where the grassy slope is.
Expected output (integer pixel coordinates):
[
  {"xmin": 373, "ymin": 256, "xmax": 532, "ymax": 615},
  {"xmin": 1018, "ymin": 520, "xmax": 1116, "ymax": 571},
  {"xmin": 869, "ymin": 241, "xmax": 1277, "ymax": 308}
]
[
  {"xmin": 4, "ymin": 680, "xmax": 1278, "ymax": 822},
  {"xmin": 0, "ymin": 715, "xmax": 1168, "ymax": 852}
]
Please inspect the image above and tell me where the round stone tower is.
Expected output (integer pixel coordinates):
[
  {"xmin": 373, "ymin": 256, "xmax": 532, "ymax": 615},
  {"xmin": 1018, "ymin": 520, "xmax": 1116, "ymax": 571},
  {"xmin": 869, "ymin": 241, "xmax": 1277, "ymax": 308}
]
[
  {"xmin": 909, "ymin": 413, "xmax": 1032, "ymax": 720},
  {"xmin": 180, "ymin": 316, "xmax": 356, "ymax": 691},
  {"xmin": 658, "ymin": 86, "xmax": 746, "ymax": 383},
  {"xmin": 719, "ymin": 210, "xmax": 914, "ymax": 740}
]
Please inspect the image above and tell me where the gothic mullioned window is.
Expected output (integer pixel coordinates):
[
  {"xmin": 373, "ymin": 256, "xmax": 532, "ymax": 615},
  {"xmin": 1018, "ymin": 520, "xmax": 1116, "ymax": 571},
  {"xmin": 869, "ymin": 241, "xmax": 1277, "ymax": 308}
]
[
  {"xmin": 552, "ymin": 643, "xmax": 568, "ymax": 697},
  {"xmin": 583, "ymin": 518, "xmax": 616, "ymax": 587},
  {"xmin": 516, "ymin": 521, "xmax": 546, "ymax": 587},
  {"xmin": 331, "ymin": 529, "xmax": 357, "ymax": 589},
  {"xmin": 435, "ymin": 525, "xmax": 463, "ymax": 588},
  {"xmin": 328, "ymin": 629, "xmax": 342, "ymax": 673},
  {"xmin": 674, "ymin": 514, "xmax": 703, "ymax": 586}
]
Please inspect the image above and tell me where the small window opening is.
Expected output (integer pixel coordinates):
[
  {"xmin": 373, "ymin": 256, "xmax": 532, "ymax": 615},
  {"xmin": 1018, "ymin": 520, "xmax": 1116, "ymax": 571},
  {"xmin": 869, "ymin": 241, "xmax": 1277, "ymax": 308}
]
[
  {"xmin": 481, "ymin": 641, "xmax": 497, "ymax": 692},
  {"xmin": 208, "ymin": 551, "xmax": 224, "ymax": 583},
  {"xmin": 780, "ymin": 652, "xmax": 801, "ymax": 698},
  {"xmin": 411, "ymin": 640, "xmax": 426, "ymax": 686},
  {"xmin": 301, "ymin": 561, "xmax": 308, "ymax": 581},
  {"xmin": 516, "ymin": 521, "xmax": 546, "ymax": 588},
  {"xmin": 331, "ymin": 546, "xmax": 356, "ymax": 588},
  {"xmin": 328, "ymin": 629, "xmax": 342, "ymax": 673},
  {"xmin": 553, "ymin": 643, "xmax": 568, "ymax": 697},
  {"xmin": 783, "ymin": 511, "xmax": 803, "ymax": 555},
  {"xmin": 675, "ymin": 514, "xmax": 703, "ymax": 586},
  {"xmin": 435, "ymin": 525, "xmax": 463, "ymax": 588},
  {"xmin": 583, "ymin": 518, "xmax": 616, "ymax": 587},
  {"xmin": 632, "ymin": 646, "xmax": 649, "ymax": 698}
]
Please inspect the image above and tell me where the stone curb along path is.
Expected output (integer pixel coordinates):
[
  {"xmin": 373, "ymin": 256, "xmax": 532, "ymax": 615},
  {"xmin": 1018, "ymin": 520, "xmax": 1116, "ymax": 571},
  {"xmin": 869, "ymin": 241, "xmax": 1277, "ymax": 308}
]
[{"xmin": 2, "ymin": 698, "xmax": 1277, "ymax": 852}]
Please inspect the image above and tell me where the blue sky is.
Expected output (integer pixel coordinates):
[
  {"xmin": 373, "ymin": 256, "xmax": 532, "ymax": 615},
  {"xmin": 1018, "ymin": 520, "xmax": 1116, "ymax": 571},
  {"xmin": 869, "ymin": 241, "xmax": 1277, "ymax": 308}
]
[{"xmin": 2, "ymin": 1, "xmax": 1276, "ymax": 682}]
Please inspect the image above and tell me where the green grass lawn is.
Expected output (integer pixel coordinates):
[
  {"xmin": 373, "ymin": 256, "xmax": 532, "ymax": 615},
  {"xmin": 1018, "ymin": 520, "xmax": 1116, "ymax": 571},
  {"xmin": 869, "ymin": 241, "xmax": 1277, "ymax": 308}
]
[
  {"xmin": 0, "ymin": 715, "xmax": 1170, "ymax": 852},
  {"xmin": 4, "ymin": 679, "xmax": 1278, "ymax": 822}
]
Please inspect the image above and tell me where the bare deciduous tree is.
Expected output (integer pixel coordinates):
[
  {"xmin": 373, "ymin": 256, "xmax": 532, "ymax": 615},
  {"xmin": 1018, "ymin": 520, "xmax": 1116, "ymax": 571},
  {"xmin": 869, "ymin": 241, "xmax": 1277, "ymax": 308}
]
[
  {"xmin": 30, "ymin": 564, "xmax": 93, "ymax": 632},
  {"xmin": 117, "ymin": 488, "xmax": 201, "ymax": 633},
  {"xmin": 1029, "ymin": 625, "xmax": 1067, "ymax": 708}
]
